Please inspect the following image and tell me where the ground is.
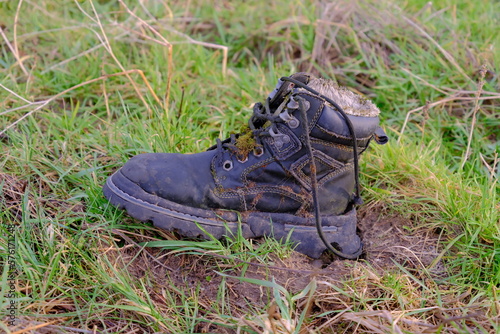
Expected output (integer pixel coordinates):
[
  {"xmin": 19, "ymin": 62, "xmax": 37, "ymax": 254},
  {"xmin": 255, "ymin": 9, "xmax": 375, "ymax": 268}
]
[{"xmin": 0, "ymin": 0, "xmax": 499, "ymax": 333}]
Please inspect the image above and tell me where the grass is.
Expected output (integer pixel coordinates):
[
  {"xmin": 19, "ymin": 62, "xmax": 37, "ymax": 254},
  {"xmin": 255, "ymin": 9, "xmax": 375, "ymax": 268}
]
[{"xmin": 0, "ymin": 0, "xmax": 499, "ymax": 332}]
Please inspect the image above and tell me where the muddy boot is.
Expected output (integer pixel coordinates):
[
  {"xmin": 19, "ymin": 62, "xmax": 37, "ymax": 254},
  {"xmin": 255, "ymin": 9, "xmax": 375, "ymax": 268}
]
[{"xmin": 103, "ymin": 73, "xmax": 388, "ymax": 259}]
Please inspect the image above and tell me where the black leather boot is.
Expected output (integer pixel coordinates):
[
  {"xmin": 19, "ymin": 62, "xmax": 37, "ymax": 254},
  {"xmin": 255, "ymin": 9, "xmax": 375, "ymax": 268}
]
[{"xmin": 103, "ymin": 73, "xmax": 388, "ymax": 259}]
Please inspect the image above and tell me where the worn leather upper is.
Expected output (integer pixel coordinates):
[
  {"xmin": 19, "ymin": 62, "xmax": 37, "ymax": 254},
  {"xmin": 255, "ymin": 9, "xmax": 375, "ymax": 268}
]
[{"xmin": 120, "ymin": 78, "xmax": 384, "ymax": 217}]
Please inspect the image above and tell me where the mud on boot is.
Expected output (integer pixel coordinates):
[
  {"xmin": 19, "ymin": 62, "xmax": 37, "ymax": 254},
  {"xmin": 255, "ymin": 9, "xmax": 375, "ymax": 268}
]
[{"xmin": 103, "ymin": 73, "xmax": 388, "ymax": 259}]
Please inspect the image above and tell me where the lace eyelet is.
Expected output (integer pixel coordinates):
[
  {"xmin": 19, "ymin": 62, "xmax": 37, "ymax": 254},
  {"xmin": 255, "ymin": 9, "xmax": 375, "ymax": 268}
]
[
  {"xmin": 223, "ymin": 160, "xmax": 233, "ymax": 171},
  {"xmin": 288, "ymin": 118, "xmax": 299, "ymax": 128},
  {"xmin": 237, "ymin": 156, "xmax": 248, "ymax": 163},
  {"xmin": 279, "ymin": 111, "xmax": 300, "ymax": 129},
  {"xmin": 253, "ymin": 147, "xmax": 264, "ymax": 157}
]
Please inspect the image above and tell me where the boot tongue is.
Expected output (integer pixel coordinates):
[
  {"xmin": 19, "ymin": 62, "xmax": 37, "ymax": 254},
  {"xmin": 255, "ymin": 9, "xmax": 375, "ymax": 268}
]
[{"xmin": 268, "ymin": 72, "xmax": 314, "ymax": 109}]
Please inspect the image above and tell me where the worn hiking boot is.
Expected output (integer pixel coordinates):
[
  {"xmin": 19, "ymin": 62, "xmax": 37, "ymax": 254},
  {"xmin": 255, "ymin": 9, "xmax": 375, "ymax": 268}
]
[{"xmin": 103, "ymin": 73, "xmax": 388, "ymax": 259}]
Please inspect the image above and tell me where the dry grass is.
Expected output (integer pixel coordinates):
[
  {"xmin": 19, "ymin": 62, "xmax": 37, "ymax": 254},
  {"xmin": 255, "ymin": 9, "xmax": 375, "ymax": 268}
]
[{"xmin": 1, "ymin": 0, "xmax": 498, "ymax": 332}]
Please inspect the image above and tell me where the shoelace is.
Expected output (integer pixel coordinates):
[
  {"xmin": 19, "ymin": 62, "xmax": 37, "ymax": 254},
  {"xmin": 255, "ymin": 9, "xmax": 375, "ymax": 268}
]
[
  {"xmin": 214, "ymin": 77, "xmax": 364, "ymax": 259},
  {"xmin": 281, "ymin": 76, "xmax": 363, "ymax": 260}
]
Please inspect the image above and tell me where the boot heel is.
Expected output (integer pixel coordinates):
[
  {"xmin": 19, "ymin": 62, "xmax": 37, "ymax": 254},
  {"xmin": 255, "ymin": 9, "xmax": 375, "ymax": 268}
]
[{"xmin": 291, "ymin": 208, "xmax": 362, "ymax": 259}]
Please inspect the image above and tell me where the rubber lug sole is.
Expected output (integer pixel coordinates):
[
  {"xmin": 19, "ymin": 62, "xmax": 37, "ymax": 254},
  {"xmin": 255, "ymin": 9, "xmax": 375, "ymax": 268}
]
[{"xmin": 103, "ymin": 171, "xmax": 362, "ymax": 259}]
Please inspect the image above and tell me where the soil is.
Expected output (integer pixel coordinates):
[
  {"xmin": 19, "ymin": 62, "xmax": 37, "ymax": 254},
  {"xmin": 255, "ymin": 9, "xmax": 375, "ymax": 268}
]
[{"xmin": 103, "ymin": 201, "xmax": 447, "ymax": 332}]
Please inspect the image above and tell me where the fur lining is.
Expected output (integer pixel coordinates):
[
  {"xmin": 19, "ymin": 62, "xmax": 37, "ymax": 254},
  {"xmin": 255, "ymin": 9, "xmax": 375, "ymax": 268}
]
[{"xmin": 305, "ymin": 77, "xmax": 380, "ymax": 117}]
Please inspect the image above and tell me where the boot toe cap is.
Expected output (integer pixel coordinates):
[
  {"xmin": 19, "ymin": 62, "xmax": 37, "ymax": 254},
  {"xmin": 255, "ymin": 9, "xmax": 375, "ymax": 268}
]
[{"xmin": 119, "ymin": 152, "xmax": 216, "ymax": 208}]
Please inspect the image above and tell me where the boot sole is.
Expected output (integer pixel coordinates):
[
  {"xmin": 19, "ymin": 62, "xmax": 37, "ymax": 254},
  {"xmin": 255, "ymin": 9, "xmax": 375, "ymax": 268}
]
[{"xmin": 103, "ymin": 170, "xmax": 362, "ymax": 259}]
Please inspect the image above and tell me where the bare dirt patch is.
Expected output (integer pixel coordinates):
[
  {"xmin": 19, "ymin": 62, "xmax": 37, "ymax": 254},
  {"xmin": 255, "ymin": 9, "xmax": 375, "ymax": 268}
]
[
  {"xmin": 95, "ymin": 201, "xmax": 483, "ymax": 333},
  {"xmin": 359, "ymin": 202, "xmax": 446, "ymax": 277}
]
